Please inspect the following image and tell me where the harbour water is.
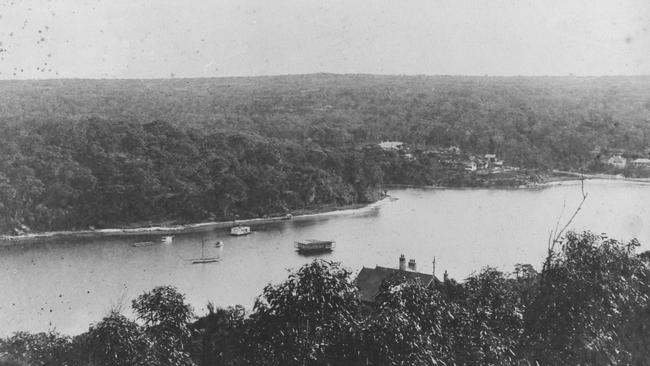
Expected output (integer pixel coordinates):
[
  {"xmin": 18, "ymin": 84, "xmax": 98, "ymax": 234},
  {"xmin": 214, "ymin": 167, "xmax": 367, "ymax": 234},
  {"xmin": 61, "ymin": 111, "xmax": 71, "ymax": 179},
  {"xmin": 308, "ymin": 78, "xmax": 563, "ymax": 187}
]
[{"xmin": 1, "ymin": 180, "xmax": 649, "ymax": 336}]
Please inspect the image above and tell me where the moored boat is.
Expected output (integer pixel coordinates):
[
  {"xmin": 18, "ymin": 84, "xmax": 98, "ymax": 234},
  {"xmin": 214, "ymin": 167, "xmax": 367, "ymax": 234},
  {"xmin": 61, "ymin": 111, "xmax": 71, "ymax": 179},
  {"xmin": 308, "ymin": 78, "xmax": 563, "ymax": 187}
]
[
  {"xmin": 230, "ymin": 226, "xmax": 252, "ymax": 236},
  {"xmin": 160, "ymin": 235, "xmax": 173, "ymax": 243},
  {"xmin": 214, "ymin": 240, "xmax": 224, "ymax": 247},
  {"xmin": 133, "ymin": 241, "xmax": 157, "ymax": 247},
  {"xmin": 191, "ymin": 240, "xmax": 220, "ymax": 264},
  {"xmin": 294, "ymin": 239, "xmax": 335, "ymax": 253},
  {"xmin": 192, "ymin": 258, "xmax": 220, "ymax": 264}
]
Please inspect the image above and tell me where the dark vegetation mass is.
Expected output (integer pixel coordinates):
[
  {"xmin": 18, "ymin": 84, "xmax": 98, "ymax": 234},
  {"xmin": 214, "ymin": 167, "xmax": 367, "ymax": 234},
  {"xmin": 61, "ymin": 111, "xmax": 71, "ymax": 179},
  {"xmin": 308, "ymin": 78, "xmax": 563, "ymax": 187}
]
[
  {"xmin": 2, "ymin": 75, "xmax": 650, "ymax": 235},
  {"xmin": 0, "ymin": 117, "xmax": 390, "ymax": 234},
  {"xmin": 1, "ymin": 232, "xmax": 649, "ymax": 365}
]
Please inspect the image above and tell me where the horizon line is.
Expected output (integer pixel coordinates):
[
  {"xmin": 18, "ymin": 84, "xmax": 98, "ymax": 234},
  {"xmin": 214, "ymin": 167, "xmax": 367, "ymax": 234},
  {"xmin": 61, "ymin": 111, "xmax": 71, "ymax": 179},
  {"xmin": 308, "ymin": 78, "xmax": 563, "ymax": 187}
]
[{"xmin": 2, "ymin": 72, "xmax": 650, "ymax": 82}]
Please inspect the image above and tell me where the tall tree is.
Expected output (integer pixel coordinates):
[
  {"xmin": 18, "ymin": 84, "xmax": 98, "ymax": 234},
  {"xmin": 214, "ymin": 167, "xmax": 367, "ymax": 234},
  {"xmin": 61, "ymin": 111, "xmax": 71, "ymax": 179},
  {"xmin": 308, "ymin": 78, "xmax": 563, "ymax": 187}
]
[
  {"xmin": 247, "ymin": 260, "xmax": 361, "ymax": 366},
  {"xmin": 132, "ymin": 286, "xmax": 196, "ymax": 366}
]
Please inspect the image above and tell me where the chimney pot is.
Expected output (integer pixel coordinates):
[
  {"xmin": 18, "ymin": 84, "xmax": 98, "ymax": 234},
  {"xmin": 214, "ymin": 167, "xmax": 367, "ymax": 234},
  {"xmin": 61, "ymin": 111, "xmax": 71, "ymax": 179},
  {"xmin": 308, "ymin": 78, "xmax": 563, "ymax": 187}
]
[{"xmin": 408, "ymin": 259, "xmax": 416, "ymax": 271}]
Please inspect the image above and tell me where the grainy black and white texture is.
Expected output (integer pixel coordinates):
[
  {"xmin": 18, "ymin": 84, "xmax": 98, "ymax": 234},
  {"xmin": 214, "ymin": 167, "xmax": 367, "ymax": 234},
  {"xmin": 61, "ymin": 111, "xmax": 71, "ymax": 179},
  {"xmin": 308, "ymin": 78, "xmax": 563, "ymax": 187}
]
[{"xmin": 0, "ymin": 1, "xmax": 649, "ymax": 365}]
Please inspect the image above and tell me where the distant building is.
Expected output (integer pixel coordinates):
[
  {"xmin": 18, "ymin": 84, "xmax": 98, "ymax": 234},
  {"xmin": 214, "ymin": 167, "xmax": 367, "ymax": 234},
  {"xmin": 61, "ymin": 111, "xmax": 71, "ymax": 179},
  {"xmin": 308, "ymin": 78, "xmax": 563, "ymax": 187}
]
[
  {"xmin": 607, "ymin": 155, "xmax": 627, "ymax": 169},
  {"xmin": 464, "ymin": 161, "xmax": 477, "ymax": 171},
  {"xmin": 379, "ymin": 141, "xmax": 404, "ymax": 151},
  {"xmin": 484, "ymin": 154, "xmax": 504, "ymax": 168},
  {"xmin": 355, "ymin": 255, "xmax": 438, "ymax": 303},
  {"xmin": 473, "ymin": 156, "xmax": 489, "ymax": 170},
  {"xmin": 632, "ymin": 158, "xmax": 650, "ymax": 168}
]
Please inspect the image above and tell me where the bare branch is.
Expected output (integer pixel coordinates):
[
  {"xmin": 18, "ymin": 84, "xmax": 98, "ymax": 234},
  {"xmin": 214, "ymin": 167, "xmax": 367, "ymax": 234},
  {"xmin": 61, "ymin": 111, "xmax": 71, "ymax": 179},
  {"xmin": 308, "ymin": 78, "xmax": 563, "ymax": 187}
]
[
  {"xmin": 551, "ymin": 199, "xmax": 567, "ymax": 245},
  {"xmin": 549, "ymin": 176, "xmax": 589, "ymax": 255},
  {"xmin": 553, "ymin": 192, "xmax": 587, "ymax": 244}
]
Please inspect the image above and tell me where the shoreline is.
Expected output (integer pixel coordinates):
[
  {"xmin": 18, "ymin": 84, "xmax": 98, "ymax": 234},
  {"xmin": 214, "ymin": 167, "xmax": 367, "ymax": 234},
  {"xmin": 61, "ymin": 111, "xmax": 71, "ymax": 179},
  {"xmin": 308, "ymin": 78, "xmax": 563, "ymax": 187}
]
[
  {"xmin": 3, "ymin": 173, "xmax": 649, "ymax": 244},
  {"xmin": 0, "ymin": 197, "xmax": 390, "ymax": 245},
  {"xmin": 530, "ymin": 171, "xmax": 650, "ymax": 188},
  {"xmin": 387, "ymin": 172, "xmax": 650, "ymax": 191}
]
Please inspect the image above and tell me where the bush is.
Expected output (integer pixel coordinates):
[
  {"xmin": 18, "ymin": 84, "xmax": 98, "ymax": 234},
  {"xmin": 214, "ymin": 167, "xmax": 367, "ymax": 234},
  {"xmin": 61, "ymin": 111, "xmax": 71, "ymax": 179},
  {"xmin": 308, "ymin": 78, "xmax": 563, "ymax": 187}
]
[
  {"xmin": 86, "ymin": 311, "xmax": 150, "ymax": 366},
  {"xmin": 524, "ymin": 232, "xmax": 649, "ymax": 365}
]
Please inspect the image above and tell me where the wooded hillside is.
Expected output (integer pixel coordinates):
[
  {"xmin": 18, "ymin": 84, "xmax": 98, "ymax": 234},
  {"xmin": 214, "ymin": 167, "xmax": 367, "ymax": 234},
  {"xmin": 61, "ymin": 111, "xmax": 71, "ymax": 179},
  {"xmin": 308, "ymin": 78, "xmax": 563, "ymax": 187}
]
[
  {"xmin": 1, "ymin": 74, "xmax": 649, "ymax": 234},
  {"xmin": 2, "ymin": 74, "xmax": 650, "ymax": 168}
]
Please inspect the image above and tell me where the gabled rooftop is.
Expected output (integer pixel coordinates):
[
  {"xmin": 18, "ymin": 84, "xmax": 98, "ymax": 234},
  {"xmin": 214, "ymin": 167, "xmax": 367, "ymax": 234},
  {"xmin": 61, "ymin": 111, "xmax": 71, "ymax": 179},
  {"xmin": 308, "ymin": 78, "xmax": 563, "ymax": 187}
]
[{"xmin": 355, "ymin": 266, "xmax": 435, "ymax": 303}]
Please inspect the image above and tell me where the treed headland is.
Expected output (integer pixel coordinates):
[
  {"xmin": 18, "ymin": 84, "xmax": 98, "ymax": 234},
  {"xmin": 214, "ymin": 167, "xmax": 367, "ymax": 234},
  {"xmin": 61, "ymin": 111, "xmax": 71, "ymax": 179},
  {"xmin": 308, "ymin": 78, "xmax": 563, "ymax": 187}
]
[{"xmin": 2, "ymin": 74, "xmax": 650, "ymax": 235}]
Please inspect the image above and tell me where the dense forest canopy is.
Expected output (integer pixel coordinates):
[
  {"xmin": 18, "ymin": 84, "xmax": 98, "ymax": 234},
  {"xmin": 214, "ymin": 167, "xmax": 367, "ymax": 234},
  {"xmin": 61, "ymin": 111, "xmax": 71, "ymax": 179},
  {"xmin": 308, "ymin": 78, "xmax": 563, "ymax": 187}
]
[
  {"xmin": 1, "ymin": 74, "xmax": 650, "ymax": 234},
  {"xmin": 2, "ymin": 74, "xmax": 650, "ymax": 167},
  {"xmin": 0, "ymin": 118, "xmax": 389, "ymax": 234}
]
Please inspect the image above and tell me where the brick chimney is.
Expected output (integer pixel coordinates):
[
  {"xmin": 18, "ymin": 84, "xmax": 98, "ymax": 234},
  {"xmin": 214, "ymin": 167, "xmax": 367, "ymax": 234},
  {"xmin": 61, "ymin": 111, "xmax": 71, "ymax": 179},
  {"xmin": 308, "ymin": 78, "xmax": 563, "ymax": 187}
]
[
  {"xmin": 432, "ymin": 257, "xmax": 436, "ymax": 278},
  {"xmin": 408, "ymin": 259, "xmax": 416, "ymax": 271},
  {"xmin": 399, "ymin": 254, "xmax": 406, "ymax": 271}
]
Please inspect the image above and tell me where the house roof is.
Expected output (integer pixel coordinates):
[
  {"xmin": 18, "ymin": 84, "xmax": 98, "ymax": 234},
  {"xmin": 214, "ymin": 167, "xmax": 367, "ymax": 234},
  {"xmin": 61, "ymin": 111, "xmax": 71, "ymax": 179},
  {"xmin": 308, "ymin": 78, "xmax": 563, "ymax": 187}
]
[{"xmin": 355, "ymin": 266, "xmax": 435, "ymax": 303}]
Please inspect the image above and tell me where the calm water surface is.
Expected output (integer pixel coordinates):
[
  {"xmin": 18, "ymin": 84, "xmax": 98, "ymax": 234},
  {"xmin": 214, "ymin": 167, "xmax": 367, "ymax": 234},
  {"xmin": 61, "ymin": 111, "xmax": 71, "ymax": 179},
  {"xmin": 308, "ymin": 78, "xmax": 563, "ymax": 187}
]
[{"xmin": 1, "ymin": 180, "xmax": 649, "ymax": 335}]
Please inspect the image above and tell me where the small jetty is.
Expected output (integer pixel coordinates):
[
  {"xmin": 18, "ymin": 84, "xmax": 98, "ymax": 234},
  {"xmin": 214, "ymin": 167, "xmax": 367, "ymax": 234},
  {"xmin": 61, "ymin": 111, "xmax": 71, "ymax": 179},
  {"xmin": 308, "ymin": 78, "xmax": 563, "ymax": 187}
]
[
  {"xmin": 294, "ymin": 239, "xmax": 335, "ymax": 253},
  {"xmin": 230, "ymin": 226, "xmax": 252, "ymax": 236}
]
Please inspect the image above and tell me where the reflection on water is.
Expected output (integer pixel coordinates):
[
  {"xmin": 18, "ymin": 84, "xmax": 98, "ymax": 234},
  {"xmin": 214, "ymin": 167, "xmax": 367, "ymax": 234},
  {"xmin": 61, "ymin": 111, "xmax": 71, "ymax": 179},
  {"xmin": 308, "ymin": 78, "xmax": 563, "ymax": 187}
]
[{"xmin": 0, "ymin": 180, "xmax": 648, "ymax": 335}]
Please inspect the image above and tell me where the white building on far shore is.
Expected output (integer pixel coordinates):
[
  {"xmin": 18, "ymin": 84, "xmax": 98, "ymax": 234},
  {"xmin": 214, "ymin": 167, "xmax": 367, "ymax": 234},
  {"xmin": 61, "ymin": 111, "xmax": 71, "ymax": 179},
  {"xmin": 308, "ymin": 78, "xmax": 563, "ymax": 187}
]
[
  {"xmin": 632, "ymin": 158, "xmax": 650, "ymax": 168},
  {"xmin": 607, "ymin": 155, "xmax": 627, "ymax": 169},
  {"xmin": 379, "ymin": 141, "xmax": 404, "ymax": 150}
]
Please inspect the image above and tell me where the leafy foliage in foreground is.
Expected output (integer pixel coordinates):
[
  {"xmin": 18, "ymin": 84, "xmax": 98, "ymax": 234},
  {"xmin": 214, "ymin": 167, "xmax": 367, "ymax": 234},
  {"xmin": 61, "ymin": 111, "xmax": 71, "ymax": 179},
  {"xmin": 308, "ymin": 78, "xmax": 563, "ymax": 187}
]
[
  {"xmin": 85, "ymin": 312, "xmax": 150, "ymax": 366},
  {"xmin": 246, "ymin": 260, "xmax": 361, "ymax": 365},
  {"xmin": 1, "ymin": 231, "xmax": 648, "ymax": 365},
  {"xmin": 132, "ymin": 286, "xmax": 195, "ymax": 366},
  {"xmin": 524, "ymin": 232, "xmax": 649, "ymax": 365},
  {"xmin": 0, "ymin": 331, "xmax": 74, "ymax": 366}
]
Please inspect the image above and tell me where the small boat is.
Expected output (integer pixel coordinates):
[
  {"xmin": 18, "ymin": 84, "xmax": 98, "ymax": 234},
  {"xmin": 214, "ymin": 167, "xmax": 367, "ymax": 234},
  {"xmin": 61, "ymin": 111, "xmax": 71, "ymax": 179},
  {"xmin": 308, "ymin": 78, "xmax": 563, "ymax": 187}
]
[
  {"xmin": 214, "ymin": 240, "xmax": 224, "ymax": 247},
  {"xmin": 283, "ymin": 213, "xmax": 293, "ymax": 220},
  {"xmin": 191, "ymin": 240, "xmax": 220, "ymax": 264},
  {"xmin": 192, "ymin": 258, "xmax": 220, "ymax": 264},
  {"xmin": 160, "ymin": 235, "xmax": 173, "ymax": 243},
  {"xmin": 230, "ymin": 226, "xmax": 252, "ymax": 236},
  {"xmin": 133, "ymin": 241, "xmax": 157, "ymax": 247},
  {"xmin": 294, "ymin": 239, "xmax": 335, "ymax": 253}
]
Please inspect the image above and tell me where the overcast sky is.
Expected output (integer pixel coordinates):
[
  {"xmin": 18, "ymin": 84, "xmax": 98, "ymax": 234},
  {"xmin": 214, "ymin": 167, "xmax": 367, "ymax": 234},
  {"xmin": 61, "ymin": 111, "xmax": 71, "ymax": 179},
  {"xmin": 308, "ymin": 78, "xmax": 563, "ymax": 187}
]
[{"xmin": 0, "ymin": 0, "xmax": 649, "ymax": 79}]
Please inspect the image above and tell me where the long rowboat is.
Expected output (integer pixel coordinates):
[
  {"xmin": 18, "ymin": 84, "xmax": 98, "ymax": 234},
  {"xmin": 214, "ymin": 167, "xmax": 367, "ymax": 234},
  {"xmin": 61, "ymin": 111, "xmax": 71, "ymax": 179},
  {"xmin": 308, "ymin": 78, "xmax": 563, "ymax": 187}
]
[{"xmin": 133, "ymin": 241, "xmax": 157, "ymax": 247}]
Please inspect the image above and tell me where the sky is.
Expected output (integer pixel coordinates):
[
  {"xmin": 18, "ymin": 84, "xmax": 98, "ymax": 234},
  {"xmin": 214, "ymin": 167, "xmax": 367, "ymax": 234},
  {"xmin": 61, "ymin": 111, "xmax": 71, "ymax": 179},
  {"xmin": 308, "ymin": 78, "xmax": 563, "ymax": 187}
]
[{"xmin": 0, "ymin": 0, "xmax": 649, "ymax": 79}]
